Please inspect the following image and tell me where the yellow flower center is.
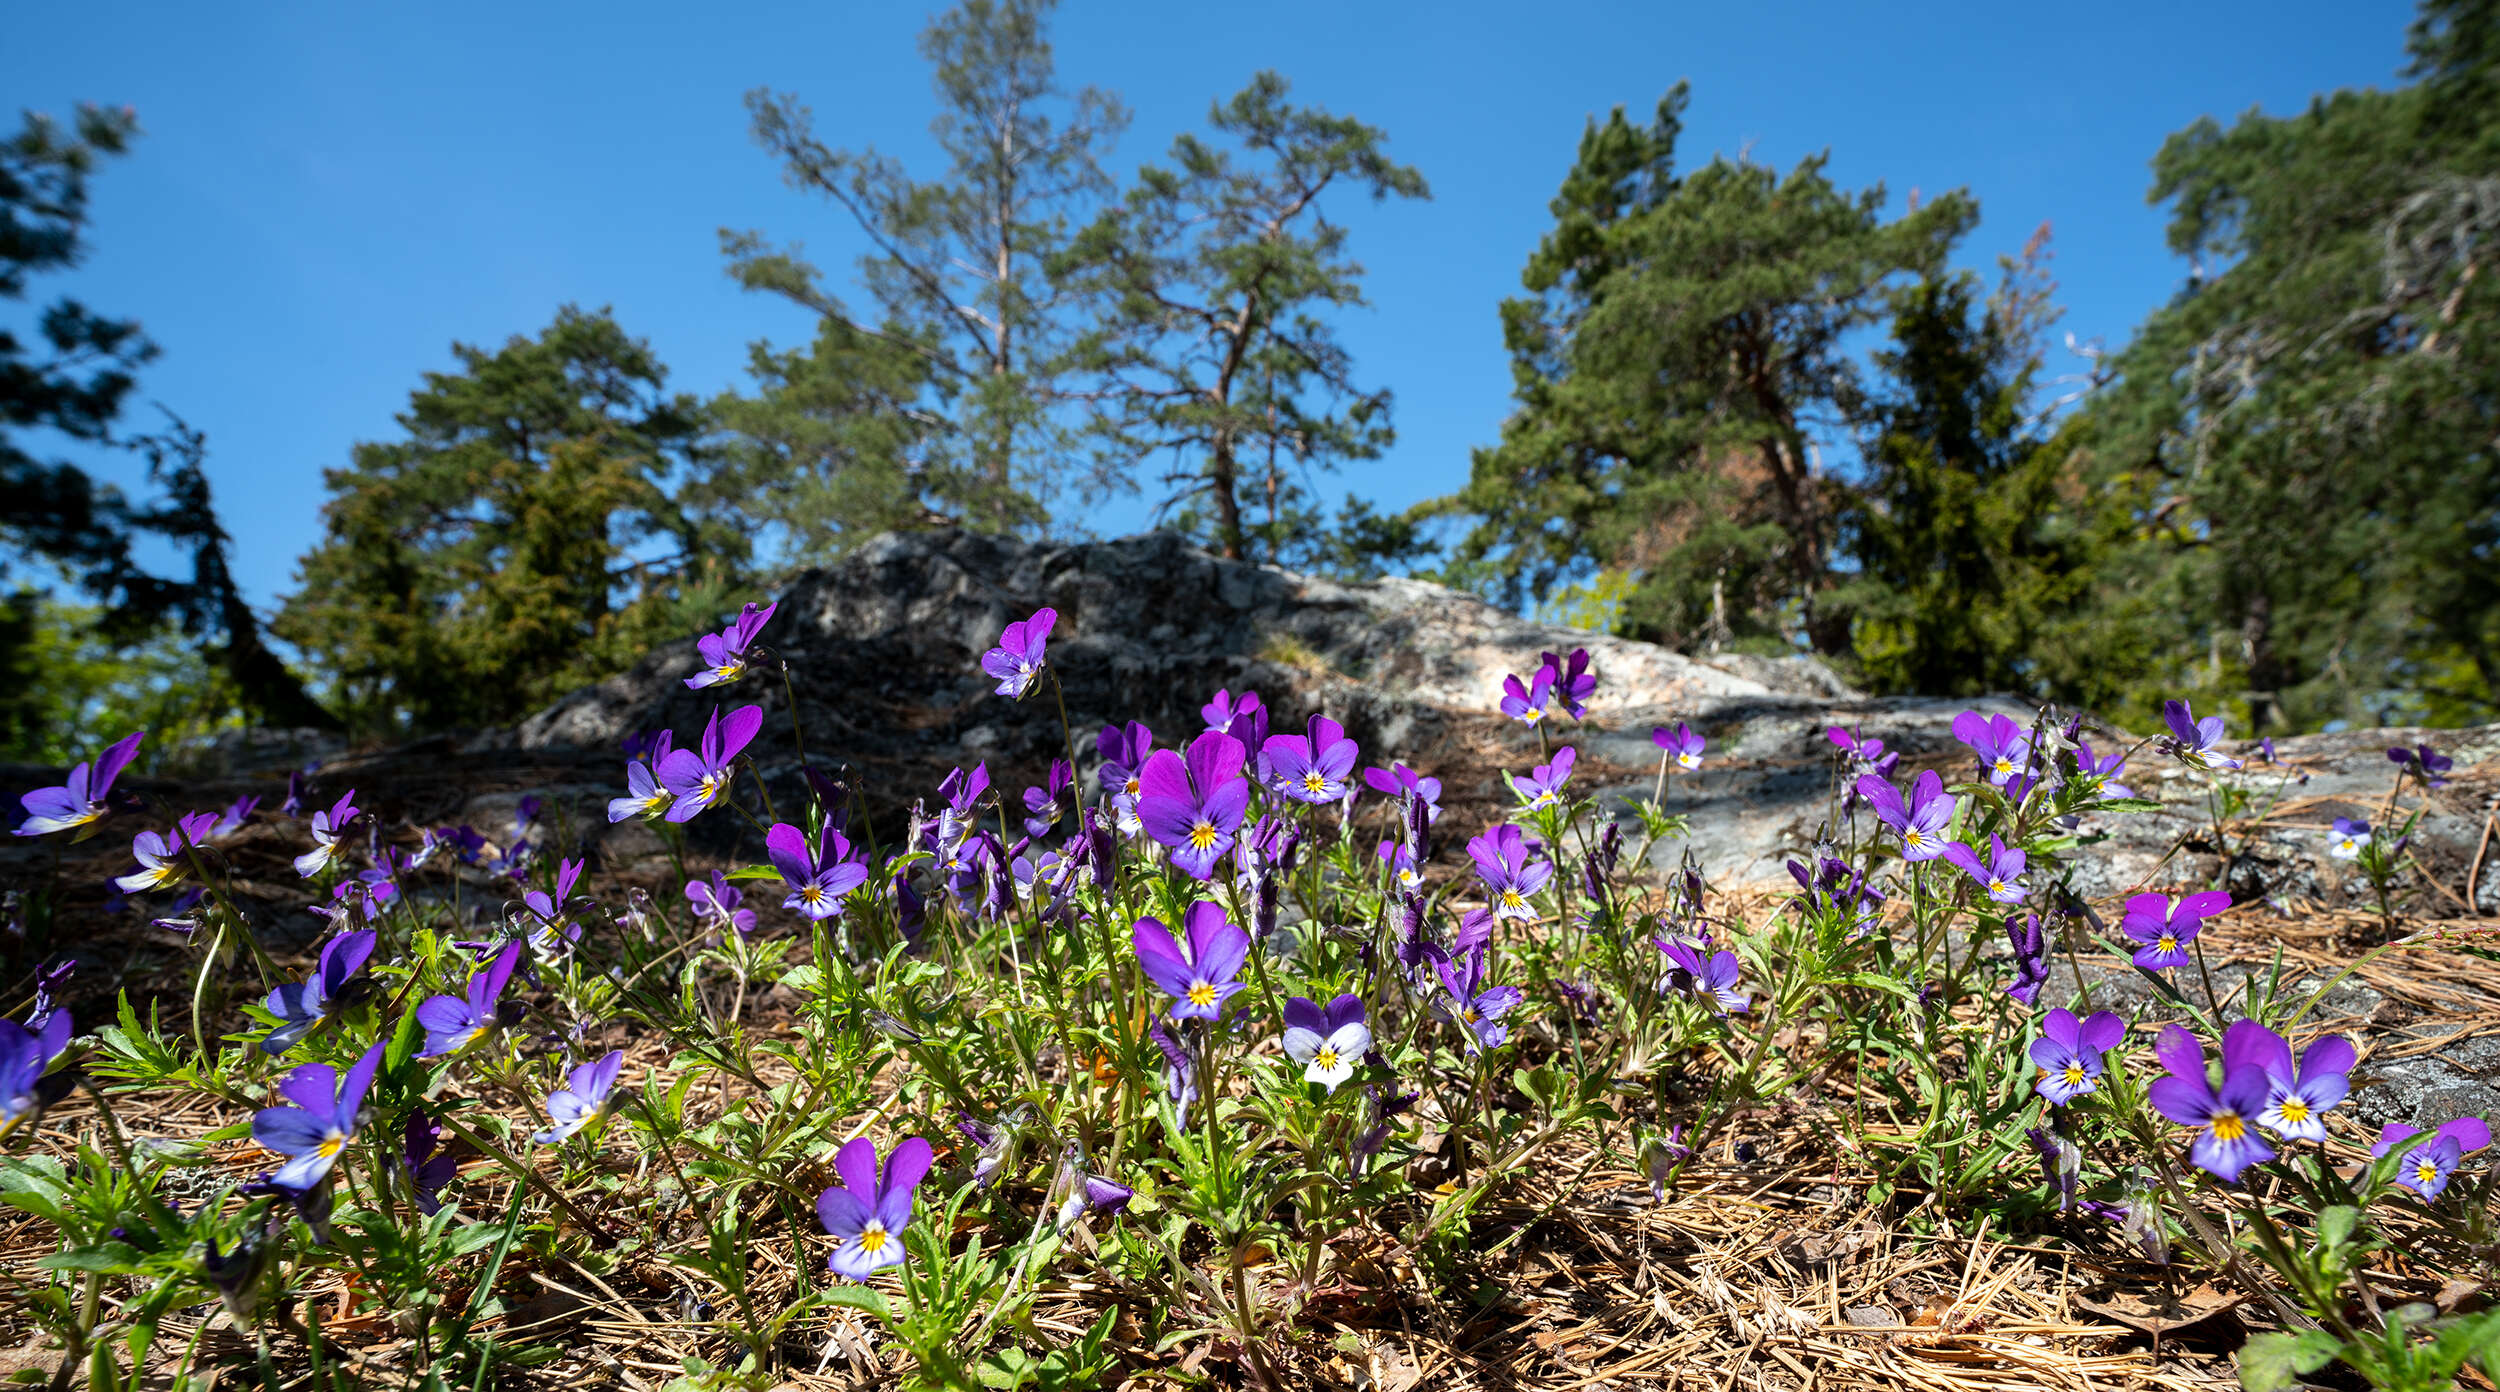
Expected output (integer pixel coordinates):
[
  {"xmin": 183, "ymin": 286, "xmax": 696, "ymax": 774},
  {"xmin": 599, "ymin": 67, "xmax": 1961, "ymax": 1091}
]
[
  {"xmin": 2210, "ymin": 1111, "xmax": 2246, "ymax": 1142},
  {"xmin": 713, "ymin": 661, "xmax": 742, "ymax": 681},
  {"xmin": 317, "ymin": 1133, "xmax": 345, "ymax": 1160},
  {"xmin": 1461, "ymin": 1007, "xmax": 1479, "ymax": 1024},
  {"xmin": 1188, "ymin": 821, "xmax": 1219, "ymax": 852},
  {"xmin": 1677, "ymin": 754, "xmax": 1699, "ymax": 770},
  {"xmin": 2417, "ymin": 1162, "xmax": 2440, "ymax": 1185},
  {"xmin": 1499, "ymin": 889, "xmax": 1524, "ymax": 911},
  {"xmin": 856, "ymin": 1221, "xmax": 889, "ymax": 1256},
  {"xmin": 2062, "ymin": 1064, "xmax": 2085, "ymax": 1087},
  {"xmin": 2278, "ymin": 1098, "xmax": 2311, "ymax": 1124},
  {"xmin": 1904, "ymin": 830, "xmax": 1925, "ymax": 849},
  {"xmin": 1989, "ymin": 879, "xmax": 2007, "ymax": 895},
  {"xmin": 1187, "ymin": 982, "xmax": 1216, "ymax": 1008},
  {"xmin": 1993, "ymin": 758, "xmax": 2013, "ymax": 775},
  {"xmin": 1314, "ymin": 1047, "xmax": 1338, "ymax": 1071},
  {"xmin": 2158, "ymin": 934, "xmax": 2179, "ymax": 954},
  {"xmin": 799, "ymin": 885, "xmax": 824, "ymax": 906},
  {"xmin": 1303, "ymin": 772, "xmax": 1328, "ymax": 796},
  {"xmin": 699, "ymin": 772, "xmax": 729, "ymax": 802},
  {"xmin": 67, "ymin": 808, "xmax": 102, "ymax": 828},
  {"xmin": 1523, "ymin": 707, "xmax": 1543, "ymax": 723},
  {"xmin": 1124, "ymin": 777, "xmax": 1141, "ymax": 799}
]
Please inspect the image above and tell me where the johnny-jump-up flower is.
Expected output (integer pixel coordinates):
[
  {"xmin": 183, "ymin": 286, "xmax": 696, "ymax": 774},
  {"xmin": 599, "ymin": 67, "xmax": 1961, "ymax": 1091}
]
[
  {"xmin": 1500, "ymin": 668, "xmax": 1556, "ymax": 726},
  {"xmin": 1952, "ymin": 711, "xmax": 2031, "ymax": 785},
  {"xmin": 15, "ymin": 729, "xmax": 143, "ymax": 837},
  {"xmin": 2159, "ymin": 700, "xmax": 2242, "ymax": 771},
  {"xmin": 251, "ymin": 1043, "xmax": 384, "ymax": 1190},
  {"xmin": 2148, "ymin": 1025, "xmax": 2275, "ymax": 1181},
  {"xmin": 1859, "ymin": 770, "xmax": 1956, "ymax": 862},
  {"xmin": 1133, "ymin": 901, "xmax": 1250, "ymax": 1021},
  {"xmin": 532, "ymin": 1050, "xmax": 624, "ymax": 1145},
  {"xmin": 685, "ymin": 600, "xmax": 777, "ymax": 689},
  {"xmin": 1431, "ymin": 945, "xmax": 1523, "ymax": 1055},
  {"xmin": 817, "ymin": 1135, "xmax": 932, "ymax": 1280},
  {"xmin": 1263, "ymin": 714, "xmax": 1360, "ymax": 805},
  {"xmin": 262, "ymin": 931, "xmax": 376, "ymax": 1056},
  {"xmin": 657, "ymin": 706, "xmax": 763, "ymax": 822},
  {"xmin": 1655, "ymin": 936, "xmax": 1747, "ymax": 1015},
  {"xmin": 2122, "ymin": 890, "xmax": 2232, "ymax": 972},
  {"xmin": 980, "ymin": 607, "xmax": 1056, "ymax": 699},
  {"xmin": 1281, "ymin": 995, "xmax": 1372, "ymax": 1092},
  {"xmin": 767, "ymin": 822, "xmax": 869, "ymax": 920},
  {"xmin": 1360, "ymin": 762, "xmax": 1443, "ymax": 822},
  {"xmin": 1541, "ymin": 648, "xmax": 1595, "ymax": 719},
  {"xmin": 608, "ymin": 731, "xmax": 676, "ymax": 823},
  {"xmin": 1468, "ymin": 824, "xmax": 1551, "ymax": 921},
  {"xmin": 416, "ymin": 941, "xmax": 522, "ymax": 1057},
  {"xmin": 2375, "ymin": 1118, "xmax": 2491, "ymax": 1201},
  {"xmin": 2030, "ymin": 1008, "xmax": 2124, "ymax": 1105},
  {"xmin": 292, "ymin": 792, "xmax": 361, "ymax": 879},
  {"xmin": 2224, "ymin": 1020, "xmax": 2354, "ymax": 1143},
  {"xmin": 117, "ymin": 811, "xmax": 218, "ymax": 894},
  {"xmin": 1511, "ymin": 747, "xmax": 1575, "ymax": 810},
  {"xmin": 2327, "ymin": 817, "xmax": 2370, "ymax": 861},
  {"xmin": 1652, "ymin": 722, "xmax": 1705, "ymax": 770},
  {"xmin": 1942, "ymin": 834, "xmax": 2028, "ymax": 905},
  {"xmin": 1136, "ymin": 731, "xmax": 1250, "ymax": 881},
  {"xmin": 0, "ymin": 1010, "xmax": 73, "ymax": 1141}
]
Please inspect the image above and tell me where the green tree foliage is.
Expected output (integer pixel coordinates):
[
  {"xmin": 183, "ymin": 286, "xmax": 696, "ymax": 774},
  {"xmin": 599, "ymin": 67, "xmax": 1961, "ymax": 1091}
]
[
  {"xmin": 1062, "ymin": 71, "xmax": 1429, "ymax": 566},
  {"xmin": 726, "ymin": 0, "xmax": 1126, "ymax": 534},
  {"xmin": 275, "ymin": 307, "xmax": 741, "ymax": 733},
  {"xmin": 1435, "ymin": 87, "xmax": 1974, "ymax": 652},
  {"xmin": 694, "ymin": 319, "xmax": 955, "ymax": 573},
  {"xmin": 2073, "ymin": 0, "xmax": 2500, "ymax": 730},
  {"xmin": 1, "ymin": 104, "xmax": 329, "ymax": 749}
]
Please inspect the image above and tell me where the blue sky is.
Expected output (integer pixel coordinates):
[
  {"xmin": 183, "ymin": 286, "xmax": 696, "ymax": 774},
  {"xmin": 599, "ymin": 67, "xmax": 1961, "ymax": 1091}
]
[{"xmin": 7, "ymin": 0, "xmax": 2414, "ymax": 610}]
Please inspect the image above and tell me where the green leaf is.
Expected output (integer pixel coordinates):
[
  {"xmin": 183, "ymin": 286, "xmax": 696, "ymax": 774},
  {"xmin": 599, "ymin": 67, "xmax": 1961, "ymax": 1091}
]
[
  {"xmin": 41, "ymin": 1241, "xmax": 147, "ymax": 1274},
  {"xmin": 814, "ymin": 1283, "xmax": 892, "ymax": 1321},
  {"xmin": 2237, "ymin": 1330, "xmax": 2343, "ymax": 1392}
]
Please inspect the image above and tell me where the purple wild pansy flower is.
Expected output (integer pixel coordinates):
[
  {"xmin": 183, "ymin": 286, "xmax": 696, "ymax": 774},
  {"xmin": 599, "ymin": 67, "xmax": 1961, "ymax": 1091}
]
[
  {"xmin": 1360, "ymin": 762, "xmax": 1443, "ymax": 823},
  {"xmin": 2222, "ymin": 1020, "xmax": 2353, "ymax": 1143},
  {"xmin": 0, "ymin": 1009, "xmax": 74, "ymax": 1141},
  {"xmin": 2006, "ymin": 914, "xmax": 2051, "ymax": 1006},
  {"xmin": 402, "ymin": 1109, "xmax": 459, "ymax": 1215},
  {"xmin": 2374, "ymin": 1118, "xmax": 2492, "ymax": 1201},
  {"xmin": 1377, "ymin": 839, "xmax": 1424, "ymax": 894},
  {"xmin": 15, "ymin": 729, "xmax": 144, "ymax": 837},
  {"xmin": 1540, "ymin": 648, "xmax": 1595, "ymax": 719},
  {"xmin": 281, "ymin": 766, "xmax": 312, "ymax": 820},
  {"xmin": 416, "ymin": 941, "xmax": 522, "ymax": 1058},
  {"xmin": 1051, "ymin": 1145, "xmax": 1135, "ymax": 1230},
  {"xmin": 209, "ymin": 796, "xmax": 259, "ymax": 840},
  {"xmin": 1510, "ymin": 746, "xmax": 1575, "ymax": 810},
  {"xmin": 657, "ymin": 705, "xmax": 763, "ymax": 823},
  {"xmin": 521, "ymin": 857, "xmax": 584, "ymax": 928},
  {"xmin": 1132, "ymin": 901, "xmax": 1250, "ymax": 1021},
  {"xmin": 685, "ymin": 873, "xmax": 755, "ymax": 936},
  {"xmin": 2074, "ymin": 741, "xmax": 2133, "ymax": 799},
  {"xmin": 261, "ymin": 930, "xmax": 377, "ymax": 1056},
  {"xmin": 532, "ymin": 1050, "xmax": 624, "ymax": 1145},
  {"xmin": 2147, "ymin": 1025, "xmax": 2275, "ymax": 1181},
  {"xmin": 957, "ymin": 1108, "xmax": 1027, "ymax": 1190},
  {"xmin": 1952, "ymin": 711, "xmax": 2032, "ymax": 785},
  {"xmin": 767, "ymin": 822, "xmax": 869, "ymax": 920},
  {"xmin": 608, "ymin": 731, "xmax": 677, "ymax": 823},
  {"xmin": 1828, "ymin": 725, "xmax": 1897, "ymax": 776},
  {"xmin": 1500, "ymin": 667, "xmax": 1556, "ymax": 726},
  {"xmin": 1202, "ymin": 688, "xmax": 1267, "ymax": 750},
  {"xmin": 1654, "ymin": 936, "xmax": 1747, "ymax": 1015},
  {"xmin": 1468, "ymin": 824, "xmax": 1552, "ymax": 921},
  {"xmin": 2388, "ymin": 744, "xmax": 2453, "ymax": 790},
  {"xmin": 292, "ymin": 792, "xmax": 361, "ymax": 879},
  {"xmin": 2327, "ymin": 817, "xmax": 2371, "ymax": 861},
  {"xmin": 2159, "ymin": 700, "xmax": 2242, "ymax": 771},
  {"xmin": 1652, "ymin": 722, "xmax": 1705, "ymax": 771},
  {"xmin": 1263, "ymin": 714, "xmax": 1360, "ymax": 805},
  {"xmin": 1431, "ymin": 945, "xmax": 1523, "ymax": 1055},
  {"xmin": 1859, "ymin": 770, "xmax": 1956, "ymax": 862},
  {"xmin": 250, "ymin": 1042, "xmax": 384, "ymax": 1190},
  {"xmin": 980, "ymin": 606, "xmax": 1057, "ymax": 699},
  {"xmin": 817, "ymin": 1135, "xmax": 933, "ymax": 1281},
  {"xmin": 116, "ymin": 811, "xmax": 219, "ymax": 894},
  {"xmin": 1942, "ymin": 834, "xmax": 2028, "ymax": 905},
  {"xmin": 1136, "ymin": 731, "xmax": 1251, "ymax": 881},
  {"xmin": 2122, "ymin": 890, "xmax": 2232, "ymax": 972},
  {"xmin": 2029, "ymin": 1008, "xmax": 2125, "ymax": 1105},
  {"xmin": 686, "ymin": 600, "xmax": 777, "ymax": 690},
  {"xmin": 1280, "ymin": 995, "xmax": 1371, "ymax": 1092},
  {"xmin": 1021, "ymin": 759, "xmax": 1075, "ymax": 838},
  {"xmin": 1097, "ymin": 720, "xmax": 1154, "ymax": 801}
]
